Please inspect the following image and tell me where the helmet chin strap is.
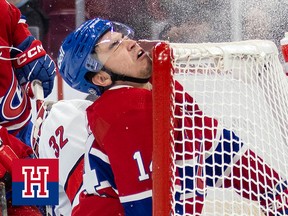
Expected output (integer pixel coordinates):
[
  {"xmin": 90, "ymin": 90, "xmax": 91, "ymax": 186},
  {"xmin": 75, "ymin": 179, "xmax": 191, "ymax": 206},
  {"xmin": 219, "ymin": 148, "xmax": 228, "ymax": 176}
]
[{"xmin": 103, "ymin": 66, "xmax": 151, "ymax": 84}]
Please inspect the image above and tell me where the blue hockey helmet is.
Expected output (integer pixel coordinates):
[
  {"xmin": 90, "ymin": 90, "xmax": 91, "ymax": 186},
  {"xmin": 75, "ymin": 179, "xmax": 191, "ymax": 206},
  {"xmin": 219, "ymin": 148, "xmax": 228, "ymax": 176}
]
[{"xmin": 57, "ymin": 18, "xmax": 134, "ymax": 95}]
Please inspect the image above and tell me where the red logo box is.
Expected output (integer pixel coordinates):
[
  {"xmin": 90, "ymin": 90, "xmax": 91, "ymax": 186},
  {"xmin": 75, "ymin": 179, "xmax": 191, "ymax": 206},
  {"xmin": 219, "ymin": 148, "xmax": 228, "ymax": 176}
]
[{"xmin": 12, "ymin": 158, "xmax": 59, "ymax": 205}]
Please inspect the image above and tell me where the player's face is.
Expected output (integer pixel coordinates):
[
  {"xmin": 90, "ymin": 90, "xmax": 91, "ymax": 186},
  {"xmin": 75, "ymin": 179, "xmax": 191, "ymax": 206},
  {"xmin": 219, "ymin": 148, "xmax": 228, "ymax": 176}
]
[{"xmin": 95, "ymin": 31, "xmax": 152, "ymax": 80}]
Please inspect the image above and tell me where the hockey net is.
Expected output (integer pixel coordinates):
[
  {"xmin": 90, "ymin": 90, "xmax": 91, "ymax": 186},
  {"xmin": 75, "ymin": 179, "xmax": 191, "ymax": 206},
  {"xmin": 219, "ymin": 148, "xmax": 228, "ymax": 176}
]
[{"xmin": 152, "ymin": 40, "xmax": 288, "ymax": 216}]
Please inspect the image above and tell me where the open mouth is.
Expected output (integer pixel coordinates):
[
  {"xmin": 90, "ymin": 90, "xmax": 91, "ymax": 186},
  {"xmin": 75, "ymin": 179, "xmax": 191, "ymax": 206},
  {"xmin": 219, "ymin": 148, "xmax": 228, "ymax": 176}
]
[{"xmin": 137, "ymin": 50, "xmax": 145, "ymax": 59}]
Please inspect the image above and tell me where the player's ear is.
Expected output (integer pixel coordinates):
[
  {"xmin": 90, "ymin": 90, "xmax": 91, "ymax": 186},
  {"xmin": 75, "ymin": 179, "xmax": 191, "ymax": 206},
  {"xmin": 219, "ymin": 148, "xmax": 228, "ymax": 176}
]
[{"xmin": 91, "ymin": 71, "xmax": 112, "ymax": 87}]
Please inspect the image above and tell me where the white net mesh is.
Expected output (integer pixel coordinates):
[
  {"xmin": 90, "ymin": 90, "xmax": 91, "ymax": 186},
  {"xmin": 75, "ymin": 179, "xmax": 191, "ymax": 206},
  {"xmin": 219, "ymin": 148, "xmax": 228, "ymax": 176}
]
[{"xmin": 169, "ymin": 40, "xmax": 288, "ymax": 216}]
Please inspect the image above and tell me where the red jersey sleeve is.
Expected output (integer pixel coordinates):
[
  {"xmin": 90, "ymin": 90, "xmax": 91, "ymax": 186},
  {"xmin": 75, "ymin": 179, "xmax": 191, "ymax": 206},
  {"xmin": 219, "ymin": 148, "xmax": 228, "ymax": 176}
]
[
  {"xmin": 0, "ymin": 0, "xmax": 31, "ymax": 46},
  {"xmin": 0, "ymin": 126, "xmax": 32, "ymax": 159},
  {"xmin": 174, "ymin": 81, "xmax": 218, "ymax": 159}
]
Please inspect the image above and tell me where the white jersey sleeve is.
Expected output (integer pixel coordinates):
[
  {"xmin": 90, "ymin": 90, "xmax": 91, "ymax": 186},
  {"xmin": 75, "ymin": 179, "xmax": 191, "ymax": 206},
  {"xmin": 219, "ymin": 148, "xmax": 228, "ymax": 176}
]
[{"xmin": 38, "ymin": 99, "xmax": 93, "ymax": 216}]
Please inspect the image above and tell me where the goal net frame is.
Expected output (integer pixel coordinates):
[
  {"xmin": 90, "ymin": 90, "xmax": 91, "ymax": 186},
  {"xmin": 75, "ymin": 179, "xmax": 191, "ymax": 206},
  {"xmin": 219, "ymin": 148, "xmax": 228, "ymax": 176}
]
[{"xmin": 152, "ymin": 40, "xmax": 288, "ymax": 216}]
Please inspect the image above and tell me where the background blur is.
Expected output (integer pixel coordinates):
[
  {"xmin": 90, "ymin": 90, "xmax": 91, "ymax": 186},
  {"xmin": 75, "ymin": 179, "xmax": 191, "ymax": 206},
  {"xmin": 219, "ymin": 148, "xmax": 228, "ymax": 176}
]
[{"xmin": 15, "ymin": 0, "xmax": 288, "ymax": 101}]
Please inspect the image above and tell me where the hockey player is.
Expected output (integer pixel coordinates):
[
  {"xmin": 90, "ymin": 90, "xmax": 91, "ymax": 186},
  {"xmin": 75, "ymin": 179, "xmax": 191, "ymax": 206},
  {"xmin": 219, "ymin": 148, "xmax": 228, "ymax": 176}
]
[
  {"xmin": 57, "ymin": 18, "xmax": 288, "ymax": 216},
  {"xmin": 35, "ymin": 99, "xmax": 94, "ymax": 216},
  {"xmin": 0, "ymin": 0, "xmax": 56, "ymax": 215},
  {"xmin": 0, "ymin": 0, "xmax": 56, "ymax": 145}
]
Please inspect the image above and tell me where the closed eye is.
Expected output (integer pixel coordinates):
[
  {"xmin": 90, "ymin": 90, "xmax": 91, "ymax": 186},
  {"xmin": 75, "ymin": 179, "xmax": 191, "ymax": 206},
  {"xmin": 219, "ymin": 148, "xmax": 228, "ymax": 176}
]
[
  {"xmin": 109, "ymin": 40, "xmax": 121, "ymax": 49},
  {"xmin": 109, "ymin": 34, "xmax": 126, "ymax": 50}
]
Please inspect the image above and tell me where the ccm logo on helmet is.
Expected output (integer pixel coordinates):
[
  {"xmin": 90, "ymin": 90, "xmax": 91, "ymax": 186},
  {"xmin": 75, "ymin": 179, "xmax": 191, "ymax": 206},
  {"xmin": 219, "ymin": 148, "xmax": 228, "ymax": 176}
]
[{"xmin": 16, "ymin": 43, "xmax": 45, "ymax": 66}]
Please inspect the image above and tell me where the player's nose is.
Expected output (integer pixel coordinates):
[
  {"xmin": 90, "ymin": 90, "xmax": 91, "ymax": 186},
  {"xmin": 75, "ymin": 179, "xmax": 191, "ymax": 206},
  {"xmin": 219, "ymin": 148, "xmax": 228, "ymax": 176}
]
[{"xmin": 124, "ymin": 39, "xmax": 137, "ymax": 51}]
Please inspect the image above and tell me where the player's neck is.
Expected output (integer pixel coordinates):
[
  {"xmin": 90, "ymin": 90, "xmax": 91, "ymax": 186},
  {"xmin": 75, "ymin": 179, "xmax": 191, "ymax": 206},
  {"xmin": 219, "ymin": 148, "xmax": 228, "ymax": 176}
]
[{"xmin": 114, "ymin": 81, "xmax": 152, "ymax": 90}]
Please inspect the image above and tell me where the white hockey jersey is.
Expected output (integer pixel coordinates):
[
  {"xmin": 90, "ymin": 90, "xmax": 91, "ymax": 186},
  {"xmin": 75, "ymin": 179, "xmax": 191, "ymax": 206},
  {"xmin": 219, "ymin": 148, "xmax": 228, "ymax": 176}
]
[{"xmin": 38, "ymin": 99, "xmax": 93, "ymax": 216}]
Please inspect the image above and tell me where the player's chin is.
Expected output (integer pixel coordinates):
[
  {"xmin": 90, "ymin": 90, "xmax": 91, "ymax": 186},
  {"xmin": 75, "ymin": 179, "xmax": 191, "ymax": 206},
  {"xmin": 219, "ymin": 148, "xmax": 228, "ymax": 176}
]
[
  {"xmin": 143, "ymin": 62, "xmax": 152, "ymax": 77},
  {"xmin": 138, "ymin": 57, "xmax": 151, "ymax": 68},
  {"xmin": 144, "ymin": 55, "xmax": 152, "ymax": 67}
]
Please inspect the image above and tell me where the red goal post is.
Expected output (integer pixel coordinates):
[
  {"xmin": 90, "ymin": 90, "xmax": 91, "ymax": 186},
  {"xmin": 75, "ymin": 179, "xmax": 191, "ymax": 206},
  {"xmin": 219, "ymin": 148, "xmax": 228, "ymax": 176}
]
[
  {"xmin": 152, "ymin": 40, "xmax": 288, "ymax": 215},
  {"xmin": 152, "ymin": 42, "xmax": 173, "ymax": 216}
]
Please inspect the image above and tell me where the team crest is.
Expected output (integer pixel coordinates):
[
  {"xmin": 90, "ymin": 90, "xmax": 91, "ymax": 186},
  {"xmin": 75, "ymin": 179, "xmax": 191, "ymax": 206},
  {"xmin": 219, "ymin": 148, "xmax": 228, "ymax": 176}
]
[{"xmin": 12, "ymin": 158, "xmax": 59, "ymax": 205}]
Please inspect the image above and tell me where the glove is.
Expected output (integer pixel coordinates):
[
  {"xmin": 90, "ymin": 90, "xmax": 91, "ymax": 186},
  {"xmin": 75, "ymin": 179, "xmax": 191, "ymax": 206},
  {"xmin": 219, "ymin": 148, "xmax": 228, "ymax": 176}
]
[{"xmin": 12, "ymin": 36, "xmax": 56, "ymax": 98}]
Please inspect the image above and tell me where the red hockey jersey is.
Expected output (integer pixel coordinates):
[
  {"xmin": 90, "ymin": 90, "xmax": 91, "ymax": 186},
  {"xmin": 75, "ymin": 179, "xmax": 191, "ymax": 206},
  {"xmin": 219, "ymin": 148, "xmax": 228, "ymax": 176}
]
[
  {"xmin": 74, "ymin": 86, "xmax": 152, "ymax": 216},
  {"xmin": 76, "ymin": 82, "xmax": 287, "ymax": 215},
  {"xmin": 76, "ymin": 83, "xmax": 217, "ymax": 215},
  {"xmin": 0, "ymin": 0, "xmax": 32, "ymax": 134}
]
